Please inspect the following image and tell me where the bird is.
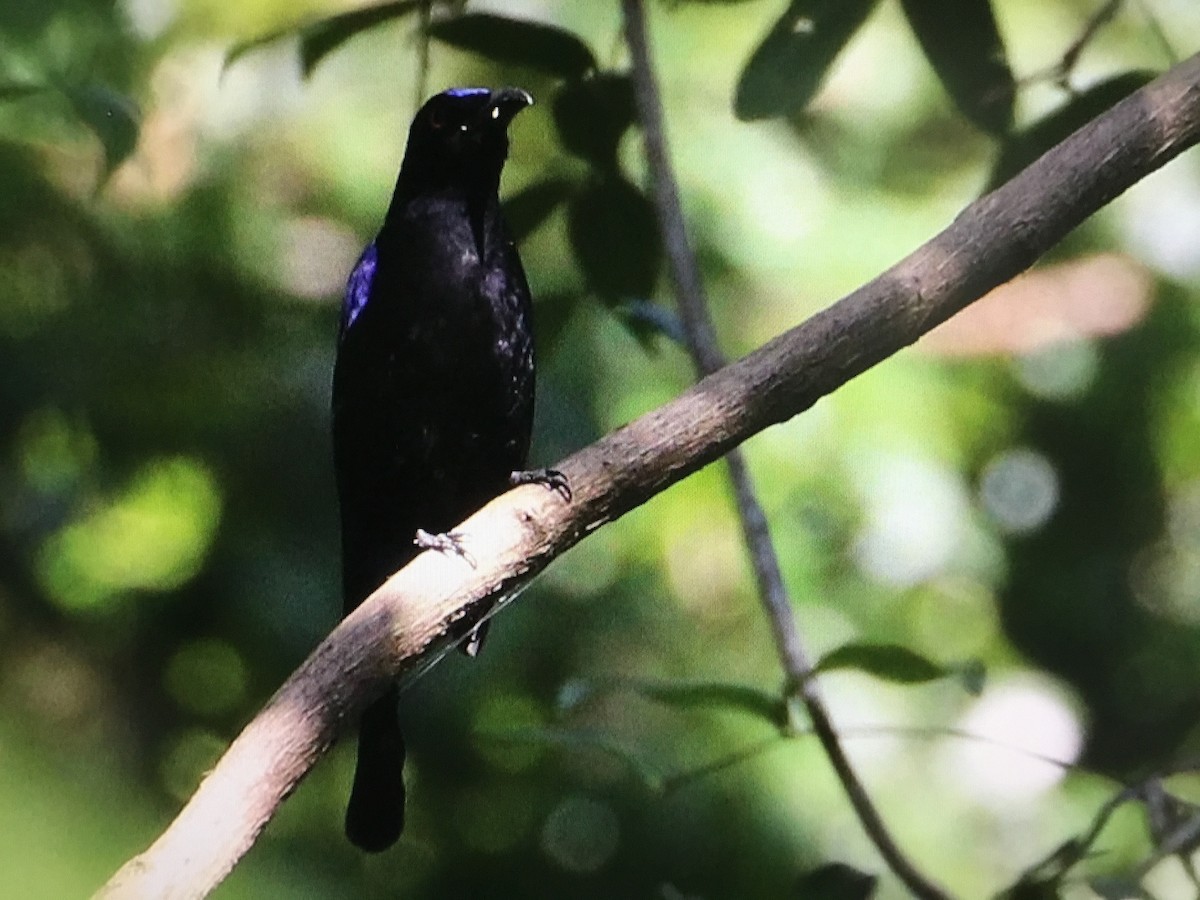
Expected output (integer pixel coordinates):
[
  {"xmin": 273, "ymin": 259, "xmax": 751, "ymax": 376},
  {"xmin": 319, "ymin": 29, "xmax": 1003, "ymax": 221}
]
[{"xmin": 331, "ymin": 86, "xmax": 559, "ymax": 852}]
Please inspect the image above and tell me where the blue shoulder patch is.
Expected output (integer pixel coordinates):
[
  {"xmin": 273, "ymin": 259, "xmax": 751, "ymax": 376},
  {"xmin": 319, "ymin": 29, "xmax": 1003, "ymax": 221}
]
[
  {"xmin": 340, "ymin": 242, "xmax": 377, "ymax": 338},
  {"xmin": 444, "ymin": 86, "xmax": 490, "ymax": 99}
]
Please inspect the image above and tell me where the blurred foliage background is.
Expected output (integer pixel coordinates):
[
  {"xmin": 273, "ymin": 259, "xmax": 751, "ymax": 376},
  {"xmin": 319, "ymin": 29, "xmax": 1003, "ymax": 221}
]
[{"xmin": 3, "ymin": 0, "xmax": 1200, "ymax": 897}]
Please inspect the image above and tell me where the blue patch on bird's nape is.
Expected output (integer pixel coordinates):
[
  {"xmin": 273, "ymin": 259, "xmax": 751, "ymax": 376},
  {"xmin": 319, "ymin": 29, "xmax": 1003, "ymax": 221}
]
[
  {"xmin": 340, "ymin": 242, "xmax": 377, "ymax": 338},
  {"xmin": 444, "ymin": 87, "xmax": 490, "ymax": 99}
]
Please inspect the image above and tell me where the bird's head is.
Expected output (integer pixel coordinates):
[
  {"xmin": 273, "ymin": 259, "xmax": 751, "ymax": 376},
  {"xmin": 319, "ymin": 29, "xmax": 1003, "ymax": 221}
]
[{"xmin": 397, "ymin": 86, "xmax": 533, "ymax": 196}]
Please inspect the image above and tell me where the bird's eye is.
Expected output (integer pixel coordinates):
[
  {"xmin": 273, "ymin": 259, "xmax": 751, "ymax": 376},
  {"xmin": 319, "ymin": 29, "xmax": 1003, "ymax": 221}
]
[{"xmin": 429, "ymin": 108, "xmax": 445, "ymax": 130}]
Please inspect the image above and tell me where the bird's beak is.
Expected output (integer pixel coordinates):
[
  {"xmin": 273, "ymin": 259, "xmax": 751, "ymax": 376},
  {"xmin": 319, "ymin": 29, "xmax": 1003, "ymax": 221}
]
[{"xmin": 488, "ymin": 87, "xmax": 534, "ymax": 127}]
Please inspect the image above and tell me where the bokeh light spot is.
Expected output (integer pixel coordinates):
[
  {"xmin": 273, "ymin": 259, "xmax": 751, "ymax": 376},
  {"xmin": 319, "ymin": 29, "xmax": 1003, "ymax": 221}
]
[
  {"xmin": 159, "ymin": 727, "xmax": 228, "ymax": 801},
  {"xmin": 0, "ymin": 243, "xmax": 74, "ymax": 338},
  {"xmin": 912, "ymin": 577, "xmax": 999, "ymax": 658},
  {"xmin": 540, "ymin": 795, "xmax": 619, "ymax": 873},
  {"xmin": 472, "ymin": 694, "xmax": 547, "ymax": 772},
  {"xmin": 454, "ymin": 783, "xmax": 536, "ymax": 854},
  {"xmin": 11, "ymin": 640, "xmax": 99, "ymax": 726},
  {"xmin": 36, "ymin": 456, "xmax": 222, "ymax": 612},
  {"xmin": 979, "ymin": 448, "xmax": 1059, "ymax": 535},
  {"xmin": 853, "ymin": 455, "xmax": 970, "ymax": 588},
  {"xmin": 1014, "ymin": 337, "xmax": 1099, "ymax": 400},
  {"xmin": 277, "ymin": 216, "xmax": 361, "ymax": 300},
  {"xmin": 17, "ymin": 408, "xmax": 96, "ymax": 494},
  {"xmin": 163, "ymin": 639, "xmax": 248, "ymax": 718},
  {"xmin": 941, "ymin": 678, "xmax": 1082, "ymax": 806}
]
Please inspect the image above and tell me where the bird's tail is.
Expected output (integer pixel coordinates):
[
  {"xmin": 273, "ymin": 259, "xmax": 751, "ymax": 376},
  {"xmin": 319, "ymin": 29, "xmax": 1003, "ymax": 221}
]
[{"xmin": 345, "ymin": 686, "xmax": 406, "ymax": 852}]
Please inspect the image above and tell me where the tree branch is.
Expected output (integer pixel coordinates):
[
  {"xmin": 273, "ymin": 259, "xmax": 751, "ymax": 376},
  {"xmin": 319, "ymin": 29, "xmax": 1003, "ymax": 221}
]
[
  {"xmin": 619, "ymin": 0, "xmax": 947, "ymax": 895},
  {"xmin": 96, "ymin": 53, "xmax": 1200, "ymax": 900}
]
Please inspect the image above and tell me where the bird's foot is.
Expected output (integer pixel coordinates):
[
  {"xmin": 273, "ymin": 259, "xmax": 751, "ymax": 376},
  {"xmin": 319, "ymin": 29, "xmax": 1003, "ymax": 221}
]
[
  {"xmin": 461, "ymin": 622, "xmax": 488, "ymax": 658},
  {"xmin": 510, "ymin": 467, "xmax": 571, "ymax": 501},
  {"xmin": 414, "ymin": 529, "xmax": 476, "ymax": 567}
]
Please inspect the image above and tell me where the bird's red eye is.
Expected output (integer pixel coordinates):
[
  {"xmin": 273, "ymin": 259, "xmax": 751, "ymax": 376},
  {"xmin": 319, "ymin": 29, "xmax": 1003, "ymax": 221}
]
[{"xmin": 429, "ymin": 107, "xmax": 445, "ymax": 130}]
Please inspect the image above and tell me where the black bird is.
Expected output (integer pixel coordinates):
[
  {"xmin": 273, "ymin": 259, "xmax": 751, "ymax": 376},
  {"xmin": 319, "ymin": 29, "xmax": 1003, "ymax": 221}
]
[{"xmin": 332, "ymin": 86, "xmax": 542, "ymax": 852}]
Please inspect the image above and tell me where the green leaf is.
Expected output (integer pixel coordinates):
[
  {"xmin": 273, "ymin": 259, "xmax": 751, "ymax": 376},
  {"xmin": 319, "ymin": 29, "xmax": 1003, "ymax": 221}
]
[
  {"xmin": 734, "ymin": 0, "xmax": 881, "ymax": 121},
  {"xmin": 567, "ymin": 175, "xmax": 661, "ymax": 304},
  {"xmin": 899, "ymin": 0, "xmax": 1014, "ymax": 134},
  {"xmin": 552, "ymin": 73, "xmax": 636, "ymax": 171},
  {"xmin": 502, "ymin": 176, "xmax": 573, "ymax": 241},
  {"xmin": 795, "ymin": 863, "xmax": 878, "ymax": 899},
  {"xmin": 62, "ymin": 83, "xmax": 140, "ymax": 174},
  {"xmin": 987, "ymin": 71, "xmax": 1156, "ymax": 190},
  {"xmin": 225, "ymin": 2, "xmax": 420, "ymax": 76},
  {"xmin": 812, "ymin": 642, "xmax": 948, "ymax": 685},
  {"xmin": 429, "ymin": 13, "xmax": 596, "ymax": 79},
  {"xmin": 559, "ymin": 677, "xmax": 785, "ymax": 725}
]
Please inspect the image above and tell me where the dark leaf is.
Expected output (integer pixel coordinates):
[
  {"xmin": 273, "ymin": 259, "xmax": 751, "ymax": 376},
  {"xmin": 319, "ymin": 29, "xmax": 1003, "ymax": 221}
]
[
  {"xmin": 988, "ymin": 71, "xmax": 1156, "ymax": 190},
  {"xmin": 957, "ymin": 658, "xmax": 987, "ymax": 695},
  {"xmin": 1144, "ymin": 779, "xmax": 1200, "ymax": 847},
  {"xmin": 0, "ymin": 3, "xmax": 58, "ymax": 36},
  {"xmin": 226, "ymin": 2, "xmax": 421, "ymax": 76},
  {"xmin": 559, "ymin": 677, "xmax": 785, "ymax": 725},
  {"xmin": 998, "ymin": 837, "xmax": 1084, "ymax": 898},
  {"xmin": 0, "ymin": 81, "xmax": 47, "ymax": 102},
  {"xmin": 1088, "ymin": 877, "xmax": 1151, "ymax": 900},
  {"xmin": 812, "ymin": 642, "xmax": 947, "ymax": 685},
  {"xmin": 615, "ymin": 299, "xmax": 687, "ymax": 349},
  {"xmin": 735, "ymin": 0, "xmax": 881, "ymax": 121},
  {"xmin": 552, "ymin": 73, "xmax": 636, "ymax": 170},
  {"xmin": 662, "ymin": 736, "xmax": 789, "ymax": 794},
  {"xmin": 226, "ymin": 28, "xmax": 291, "ymax": 72},
  {"xmin": 998, "ymin": 876, "xmax": 1067, "ymax": 900},
  {"xmin": 567, "ymin": 175, "xmax": 661, "ymax": 303},
  {"xmin": 899, "ymin": 0, "xmax": 1014, "ymax": 134},
  {"xmin": 300, "ymin": 1, "xmax": 422, "ymax": 76},
  {"xmin": 627, "ymin": 680, "xmax": 784, "ymax": 723},
  {"xmin": 795, "ymin": 862, "xmax": 878, "ymax": 899},
  {"xmin": 62, "ymin": 83, "xmax": 140, "ymax": 174},
  {"xmin": 429, "ymin": 13, "xmax": 596, "ymax": 79},
  {"xmin": 532, "ymin": 290, "xmax": 579, "ymax": 354},
  {"xmin": 484, "ymin": 725, "xmax": 663, "ymax": 790},
  {"xmin": 503, "ymin": 177, "xmax": 573, "ymax": 240}
]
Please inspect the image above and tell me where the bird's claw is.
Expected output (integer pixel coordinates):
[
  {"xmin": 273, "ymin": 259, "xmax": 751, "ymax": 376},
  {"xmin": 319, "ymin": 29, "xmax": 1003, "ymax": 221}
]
[
  {"xmin": 414, "ymin": 528, "xmax": 476, "ymax": 567},
  {"xmin": 461, "ymin": 625, "xmax": 486, "ymax": 658},
  {"xmin": 510, "ymin": 467, "xmax": 571, "ymax": 502}
]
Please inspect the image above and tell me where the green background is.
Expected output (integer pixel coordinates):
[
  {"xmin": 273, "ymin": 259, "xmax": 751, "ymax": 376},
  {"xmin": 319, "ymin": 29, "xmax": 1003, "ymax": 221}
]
[{"xmin": 2, "ymin": 0, "xmax": 1200, "ymax": 896}]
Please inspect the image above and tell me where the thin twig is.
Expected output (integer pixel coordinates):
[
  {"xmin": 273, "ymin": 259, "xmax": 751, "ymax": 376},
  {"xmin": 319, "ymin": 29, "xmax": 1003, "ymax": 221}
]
[
  {"xmin": 414, "ymin": 0, "xmax": 432, "ymax": 108},
  {"xmin": 1060, "ymin": 0, "xmax": 1122, "ymax": 84},
  {"xmin": 620, "ymin": 0, "xmax": 948, "ymax": 896},
  {"xmin": 1132, "ymin": 0, "xmax": 1180, "ymax": 66},
  {"xmin": 1018, "ymin": 0, "xmax": 1123, "ymax": 92}
]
